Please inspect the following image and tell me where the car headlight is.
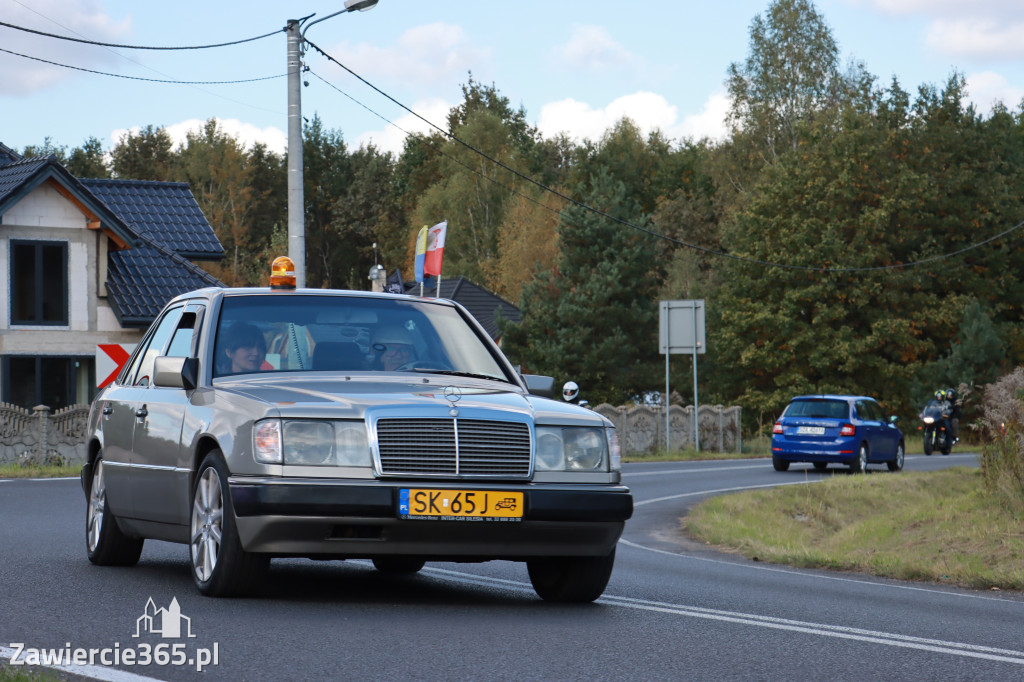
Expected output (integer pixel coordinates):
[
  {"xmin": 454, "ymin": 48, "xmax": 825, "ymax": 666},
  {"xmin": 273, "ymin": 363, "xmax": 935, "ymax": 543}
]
[
  {"xmin": 334, "ymin": 422, "xmax": 371, "ymax": 466},
  {"xmin": 253, "ymin": 419, "xmax": 370, "ymax": 466},
  {"xmin": 284, "ymin": 421, "xmax": 335, "ymax": 465},
  {"xmin": 535, "ymin": 426, "xmax": 609, "ymax": 472}
]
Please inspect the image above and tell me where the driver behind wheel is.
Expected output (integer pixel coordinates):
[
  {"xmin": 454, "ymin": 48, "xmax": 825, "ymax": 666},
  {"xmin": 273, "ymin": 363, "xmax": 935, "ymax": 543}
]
[{"xmin": 371, "ymin": 324, "xmax": 417, "ymax": 371}]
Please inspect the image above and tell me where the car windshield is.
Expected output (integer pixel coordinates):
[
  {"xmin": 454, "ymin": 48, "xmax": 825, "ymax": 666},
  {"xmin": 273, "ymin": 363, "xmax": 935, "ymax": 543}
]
[
  {"xmin": 212, "ymin": 295, "xmax": 511, "ymax": 382},
  {"xmin": 783, "ymin": 399, "xmax": 848, "ymax": 420}
]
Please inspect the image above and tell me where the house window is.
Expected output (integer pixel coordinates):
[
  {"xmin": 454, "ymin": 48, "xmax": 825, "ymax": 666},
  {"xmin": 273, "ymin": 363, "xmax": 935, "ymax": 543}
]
[
  {"xmin": 10, "ymin": 240, "xmax": 69, "ymax": 325},
  {"xmin": 1, "ymin": 356, "xmax": 95, "ymax": 410}
]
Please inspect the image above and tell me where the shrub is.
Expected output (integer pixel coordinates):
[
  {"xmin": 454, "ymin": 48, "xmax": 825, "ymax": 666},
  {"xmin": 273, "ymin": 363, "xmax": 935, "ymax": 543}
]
[{"xmin": 978, "ymin": 368, "xmax": 1024, "ymax": 515}]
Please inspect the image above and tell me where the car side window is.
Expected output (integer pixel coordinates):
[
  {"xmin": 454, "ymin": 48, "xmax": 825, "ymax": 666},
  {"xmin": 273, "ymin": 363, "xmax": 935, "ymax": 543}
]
[
  {"xmin": 129, "ymin": 307, "xmax": 184, "ymax": 387},
  {"xmin": 166, "ymin": 309, "xmax": 202, "ymax": 358},
  {"xmin": 856, "ymin": 400, "xmax": 880, "ymax": 422}
]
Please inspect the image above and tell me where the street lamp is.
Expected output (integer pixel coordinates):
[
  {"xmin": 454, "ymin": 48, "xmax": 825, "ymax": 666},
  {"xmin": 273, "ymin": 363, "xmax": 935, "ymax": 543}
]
[{"xmin": 286, "ymin": 0, "xmax": 380, "ymax": 288}]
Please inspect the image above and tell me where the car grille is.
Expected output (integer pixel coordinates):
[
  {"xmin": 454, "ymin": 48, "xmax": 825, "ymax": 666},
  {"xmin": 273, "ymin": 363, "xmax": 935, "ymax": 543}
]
[{"xmin": 375, "ymin": 418, "xmax": 531, "ymax": 478}]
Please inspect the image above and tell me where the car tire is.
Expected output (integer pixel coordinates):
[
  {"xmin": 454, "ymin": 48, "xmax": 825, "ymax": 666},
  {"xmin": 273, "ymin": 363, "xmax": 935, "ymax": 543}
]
[
  {"xmin": 813, "ymin": 462, "xmax": 828, "ymax": 471},
  {"xmin": 190, "ymin": 450, "xmax": 269, "ymax": 597},
  {"xmin": 527, "ymin": 548, "xmax": 616, "ymax": 603},
  {"xmin": 887, "ymin": 442, "xmax": 905, "ymax": 472},
  {"xmin": 86, "ymin": 455, "xmax": 144, "ymax": 566},
  {"xmin": 372, "ymin": 557, "xmax": 426, "ymax": 574},
  {"xmin": 772, "ymin": 457, "xmax": 790, "ymax": 472},
  {"xmin": 850, "ymin": 443, "xmax": 868, "ymax": 473}
]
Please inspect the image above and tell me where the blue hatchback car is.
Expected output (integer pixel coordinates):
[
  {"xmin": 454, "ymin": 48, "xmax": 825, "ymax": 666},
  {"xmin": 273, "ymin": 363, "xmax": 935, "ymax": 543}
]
[{"xmin": 771, "ymin": 395, "xmax": 904, "ymax": 473}]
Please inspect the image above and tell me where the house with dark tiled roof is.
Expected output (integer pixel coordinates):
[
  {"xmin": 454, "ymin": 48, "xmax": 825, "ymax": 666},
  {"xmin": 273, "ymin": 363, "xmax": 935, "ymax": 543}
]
[
  {"xmin": 0, "ymin": 142, "xmax": 224, "ymax": 409},
  {"xmin": 403, "ymin": 277, "xmax": 521, "ymax": 344}
]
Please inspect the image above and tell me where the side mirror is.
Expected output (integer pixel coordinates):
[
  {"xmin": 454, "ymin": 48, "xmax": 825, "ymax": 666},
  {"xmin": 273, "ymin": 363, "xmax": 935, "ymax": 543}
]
[
  {"xmin": 522, "ymin": 374, "xmax": 555, "ymax": 398},
  {"xmin": 153, "ymin": 356, "xmax": 199, "ymax": 390},
  {"xmin": 889, "ymin": 415, "xmax": 899, "ymax": 424}
]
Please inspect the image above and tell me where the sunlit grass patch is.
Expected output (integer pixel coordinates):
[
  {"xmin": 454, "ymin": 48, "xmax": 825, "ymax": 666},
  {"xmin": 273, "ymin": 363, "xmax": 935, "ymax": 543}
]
[{"xmin": 685, "ymin": 468, "xmax": 1024, "ymax": 590}]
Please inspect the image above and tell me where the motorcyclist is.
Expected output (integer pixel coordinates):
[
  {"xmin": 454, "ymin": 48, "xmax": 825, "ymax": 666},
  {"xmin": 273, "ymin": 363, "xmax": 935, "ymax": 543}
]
[
  {"xmin": 562, "ymin": 381, "xmax": 581, "ymax": 405},
  {"xmin": 946, "ymin": 387, "xmax": 961, "ymax": 445},
  {"xmin": 934, "ymin": 389, "xmax": 953, "ymax": 445}
]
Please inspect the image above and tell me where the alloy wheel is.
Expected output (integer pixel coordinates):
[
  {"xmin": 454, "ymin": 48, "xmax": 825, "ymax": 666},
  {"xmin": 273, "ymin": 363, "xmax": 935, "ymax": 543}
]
[
  {"xmin": 191, "ymin": 467, "xmax": 224, "ymax": 583},
  {"xmin": 87, "ymin": 460, "xmax": 106, "ymax": 552}
]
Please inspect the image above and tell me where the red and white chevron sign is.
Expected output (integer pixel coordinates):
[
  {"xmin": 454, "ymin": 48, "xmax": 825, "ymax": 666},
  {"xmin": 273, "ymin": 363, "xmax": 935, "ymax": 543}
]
[{"xmin": 96, "ymin": 344, "xmax": 137, "ymax": 388}]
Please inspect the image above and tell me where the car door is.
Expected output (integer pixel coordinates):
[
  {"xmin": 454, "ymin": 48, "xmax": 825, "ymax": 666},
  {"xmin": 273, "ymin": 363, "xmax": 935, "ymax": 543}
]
[
  {"xmin": 96, "ymin": 337, "xmax": 159, "ymax": 519},
  {"xmin": 868, "ymin": 399, "xmax": 900, "ymax": 458},
  {"xmin": 853, "ymin": 399, "xmax": 882, "ymax": 461},
  {"xmin": 130, "ymin": 305, "xmax": 203, "ymax": 525}
]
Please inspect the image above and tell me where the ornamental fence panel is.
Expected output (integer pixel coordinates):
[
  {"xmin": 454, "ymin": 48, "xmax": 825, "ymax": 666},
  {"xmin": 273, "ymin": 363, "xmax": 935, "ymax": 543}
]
[
  {"xmin": 0, "ymin": 403, "xmax": 90, "ymax": 466},
  {"xmin": 591, "ymin": 403, "xmax": 742, "ymax": 455}
]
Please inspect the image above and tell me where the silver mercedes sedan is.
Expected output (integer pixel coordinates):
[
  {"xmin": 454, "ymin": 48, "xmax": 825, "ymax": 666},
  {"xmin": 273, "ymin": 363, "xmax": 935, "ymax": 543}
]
[{"xmin": 82, "ymin": 281, "xmax": 632, "ymax": 602}]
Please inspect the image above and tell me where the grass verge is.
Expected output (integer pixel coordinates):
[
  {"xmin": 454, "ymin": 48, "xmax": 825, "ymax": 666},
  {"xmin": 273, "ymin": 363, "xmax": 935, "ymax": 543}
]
[
  {"xmin": 685, "ymin": 467, "xmax": 1024, "ymax": 591},
  {"xmin": 0, "ymin": 663, "xmax": 63, "ymax": 681},
  {"xmin": 0, "ymin": 463, "xmax": 79, "ymax": 479}
]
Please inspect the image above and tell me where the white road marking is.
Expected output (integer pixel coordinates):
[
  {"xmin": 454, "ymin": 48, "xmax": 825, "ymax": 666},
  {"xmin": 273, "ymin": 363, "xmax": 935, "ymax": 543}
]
[
  {"xmin": 623, "ymin": 453, "xmax": 978, "ymax": 478},
  {"xmin": 0, "ymin": 646, "xmax": 162, "ymax": 681},
  {"xmin": 617, "ymin": 538, "xmax": 1024, "ymax": 605},
  {"xmin": 625, "ymin": 463, "xmax": 768, "ymax": 476},
  {"xmin": 626, "ymin": 476, "xmax": 1023, "ymax": 606},
  {"xmin": 421, "ymin": 567, "xmax": 1024, "ymax": 665},
  {"xmin": 635, "ymin": 480, "xmax": 813, "ymax": 506}
]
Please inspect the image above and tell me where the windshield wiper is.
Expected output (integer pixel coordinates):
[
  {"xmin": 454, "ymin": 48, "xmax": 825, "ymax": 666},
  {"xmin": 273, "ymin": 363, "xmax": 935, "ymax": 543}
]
[{"xmin": 411, "ymin": 368, "xmax": 509, "ymax": 382}]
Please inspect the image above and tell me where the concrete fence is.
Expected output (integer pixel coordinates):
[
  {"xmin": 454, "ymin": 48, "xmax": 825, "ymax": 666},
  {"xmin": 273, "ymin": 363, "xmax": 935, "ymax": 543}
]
[
  {"xmin": 592, "ymin": 403, "xmax": 742, "ymax": 455},
  {"xmin": 0, "ymin": 400, "xmax": 743, "ymax": 466},
  {"xmin": 0, "ymin": 403, "xmax": 90, "ymax": 466}
]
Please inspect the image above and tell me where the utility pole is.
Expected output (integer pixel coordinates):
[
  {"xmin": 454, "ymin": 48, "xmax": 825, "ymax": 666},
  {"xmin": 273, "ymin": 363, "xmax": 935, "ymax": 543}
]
[{"xmin": 285, "ymin": 1, "xmax": 380, "ymax": 289}]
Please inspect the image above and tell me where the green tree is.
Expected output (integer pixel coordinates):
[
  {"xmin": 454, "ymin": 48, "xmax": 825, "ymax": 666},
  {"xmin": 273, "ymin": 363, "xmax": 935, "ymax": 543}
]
[
  {"xmin": 21, "ymin": 137, "xmax": 68, "ymax": 163},
  {"xmin": 176, "ymin": 120, "xmax": 258, "ymax": 286},
  {"xmin": 726, "ymin": 0, "xmax": 850, "ymax": 163},
  {"xmin": 66, "ymin": 137, "xmax": 110, "ymax": 178},
  {"xmin": 929, "ymin": 299, "xmax": 1007, "ymax": 389},
  {"xmin": 413, "ymin": 106, "xmax": 523, "ymax": 286},
  {"xmin": 501, "ymin": 169, "xmax": 662, "ymax": 404},
  {"xmin": 110, "ymin": 125, "xmax": 175, "ymax": 180},
  {"xmin": 302, "ymin": 116, "xmax": 351, "ymax": 289}
]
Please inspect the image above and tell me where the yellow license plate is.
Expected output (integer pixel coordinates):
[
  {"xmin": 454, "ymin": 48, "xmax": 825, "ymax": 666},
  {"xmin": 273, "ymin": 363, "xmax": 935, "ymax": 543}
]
[{"xmin": 399, "ymin": 489, "xmax": 523, "ymax": 520}]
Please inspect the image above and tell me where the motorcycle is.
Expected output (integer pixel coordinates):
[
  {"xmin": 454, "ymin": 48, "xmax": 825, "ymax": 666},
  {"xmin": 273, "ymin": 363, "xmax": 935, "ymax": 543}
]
[{"xmin": 919, "ymin": 399, "xmax": 952, "ymax": 455}]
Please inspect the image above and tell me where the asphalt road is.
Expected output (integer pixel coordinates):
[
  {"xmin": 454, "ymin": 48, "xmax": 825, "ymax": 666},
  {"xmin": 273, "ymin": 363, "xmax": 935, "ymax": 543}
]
[{"xmin": 2, "ymin": 452, "xmax": 1022, "ymax": 681}]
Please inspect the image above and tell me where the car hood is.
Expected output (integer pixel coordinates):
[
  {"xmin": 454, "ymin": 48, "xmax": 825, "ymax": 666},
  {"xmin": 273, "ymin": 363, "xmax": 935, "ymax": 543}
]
[{"xmin": 212, "ymin": 374, "xmax": 608, "ymax": 426}]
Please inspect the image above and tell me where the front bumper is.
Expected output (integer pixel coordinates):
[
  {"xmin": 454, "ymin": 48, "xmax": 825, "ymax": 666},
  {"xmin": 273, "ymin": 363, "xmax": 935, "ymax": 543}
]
[{"xmin": 228, "ymin": 477, "xmax": 632, "ymax": 559}]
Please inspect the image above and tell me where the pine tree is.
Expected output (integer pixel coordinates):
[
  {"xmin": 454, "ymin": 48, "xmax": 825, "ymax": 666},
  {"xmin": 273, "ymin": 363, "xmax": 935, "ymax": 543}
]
[{"xmin": 501, "ymin": 169, "xmax": 662, "ymax": 404}]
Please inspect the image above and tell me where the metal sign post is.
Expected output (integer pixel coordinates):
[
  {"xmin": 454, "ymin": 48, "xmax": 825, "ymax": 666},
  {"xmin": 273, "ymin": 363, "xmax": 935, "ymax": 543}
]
[{"xmin": 659, "ymin": 300, "xmax": 706, "ymax": 452}]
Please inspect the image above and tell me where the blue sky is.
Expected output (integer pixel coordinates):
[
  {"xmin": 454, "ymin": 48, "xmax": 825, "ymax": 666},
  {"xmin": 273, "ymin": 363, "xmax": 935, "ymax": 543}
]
[{"xmin": 2, "ymin": 0, "xmax": 1024, "ymax": 158}]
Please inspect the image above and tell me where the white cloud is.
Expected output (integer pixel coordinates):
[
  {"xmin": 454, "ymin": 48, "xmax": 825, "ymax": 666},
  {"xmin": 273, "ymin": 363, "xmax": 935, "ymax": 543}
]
[
  {"xmin": 554, "ymin": 25, "xmax": 637, "ymax": 72},
  {"xmin": 0, "ymin": 0, "xmax": 132, "ymax": 95},
  {"xmin": 537, "ymin": 91, "xmax": 728, "ymax": 144},
  {"xmin": 675, "ymin": 92, "xmax": 731, "ymax": 142},
  {"xmin": 926, "ymin": 19, "xmax": 1024, "ymax": 58},
  {"xmin": 110, "ymin": 118, "xmax": 287, "ymax": 154},
  {"xmin": 965, "ymin": 71, "xmax": 1024, "ymax": 112},
  {"xmin": 862, "ymin": 0, "xmax": 1024, "ymax": 19},
  {"xmin": 355, "ymin": 98, "xmax": 452, "ymax": 156},
  {"xmin": 320, "ymin": 23, "xmax": 486, "ymax": 89}
]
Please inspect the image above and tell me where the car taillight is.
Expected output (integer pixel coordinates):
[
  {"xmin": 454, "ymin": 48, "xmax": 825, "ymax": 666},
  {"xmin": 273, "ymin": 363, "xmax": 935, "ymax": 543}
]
[
  {"xmin": 773, "ymin": 422, "xmax": 783, "ymax": 434},
  {"xmin": 840, "ymin": 424, "xmax": 855, "ymax": 437}
]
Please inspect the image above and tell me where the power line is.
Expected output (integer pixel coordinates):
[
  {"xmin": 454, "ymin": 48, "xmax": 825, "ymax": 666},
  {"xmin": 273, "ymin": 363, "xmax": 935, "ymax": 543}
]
[
  {"xmin": 0, "ymin": 19, "xmax": 280, "ymax": 50},
  {"xmin": 0, "ymin": 46, "xmax": 286, "ymax": 85},
  {"xmin": 304, "ymin": 40, "xmax": 1024, "ymax": 274}
]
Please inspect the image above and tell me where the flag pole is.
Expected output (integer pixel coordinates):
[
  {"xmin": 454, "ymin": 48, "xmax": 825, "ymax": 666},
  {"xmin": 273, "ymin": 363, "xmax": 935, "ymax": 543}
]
[{"xmin": 435, "ymin": 218, "xmax": 445, "ymax": 298}]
